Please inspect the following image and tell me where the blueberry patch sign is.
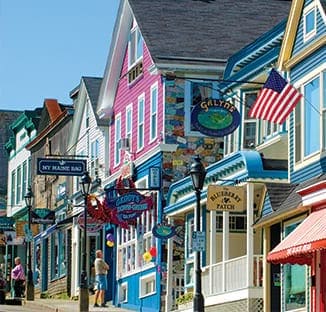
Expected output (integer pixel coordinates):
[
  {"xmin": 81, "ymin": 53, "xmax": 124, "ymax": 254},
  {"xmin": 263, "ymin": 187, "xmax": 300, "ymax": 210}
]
[{"xmin": 191, "ymin": 99, "xmax": 240, "ymax": 137}]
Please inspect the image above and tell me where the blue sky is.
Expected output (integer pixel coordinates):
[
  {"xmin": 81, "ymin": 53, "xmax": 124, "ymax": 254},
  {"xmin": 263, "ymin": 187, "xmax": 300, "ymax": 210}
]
[{"xmin": 0, "ymin": 1, "xmax": 119, "ymax": 111}]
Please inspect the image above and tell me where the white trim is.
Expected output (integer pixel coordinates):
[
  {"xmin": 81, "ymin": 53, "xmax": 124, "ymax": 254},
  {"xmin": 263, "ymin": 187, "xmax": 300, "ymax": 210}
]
[{"xmin": 139, "ymin": 271, "xmax": 156, "ymax": 298}]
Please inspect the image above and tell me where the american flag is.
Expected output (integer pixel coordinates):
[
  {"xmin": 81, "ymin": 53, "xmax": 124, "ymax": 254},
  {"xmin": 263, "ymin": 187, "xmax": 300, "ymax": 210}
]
[{"xmin": 248, "ymin": 69, "xmax": 302, "ymax": 125}]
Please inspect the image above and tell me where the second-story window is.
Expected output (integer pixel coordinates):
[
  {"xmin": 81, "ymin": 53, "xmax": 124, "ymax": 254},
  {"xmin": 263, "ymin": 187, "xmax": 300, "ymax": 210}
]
[
  {"xmin": 295, "ymin": 71, "xmax": 325, "ymax": 165},
  {"xmin": 128, "ymin": 22, "xmax": 143, "ymax": 84},
  {"xmin": 243, "ymin": 92, "xmax": 258, "ymax": 148},
  {"xmin": 150, "ymin": 83, "xmax": 158, "ymax": 141},
  {"xmin": 304, "ymin": 75, "xmax": 320, "ymax": 157},
  {"xmin": 22, "ymin": 161, "xmax": 27, "ymax": 197},
  {"xmin": 16, "ymin": 165, "xmax": 21, "ymax": 204},
  {"xmin": 129, "ymin": 24, "xmax": 143, "ymax": 67},
  {"xmin": 115, "ymin": 114, "xmax": 122, "ymax": 166},
  {"xmin": 90, "ymin": 139, "xmax": 99, "ymax": 177},
  {"xmin": 126, "ymin": 104, "xmax": 133, "ymax": 149},
  {"xmin": 137, "ymin": 95, "xmax": 145, "ymax": 151},
  {"xmin": 303, "ymin": 3, "xmax": 316, "ymax": 42},
  {"xmin": 11, "ymin": 170, "xmax": 16, "ymax": 207}
]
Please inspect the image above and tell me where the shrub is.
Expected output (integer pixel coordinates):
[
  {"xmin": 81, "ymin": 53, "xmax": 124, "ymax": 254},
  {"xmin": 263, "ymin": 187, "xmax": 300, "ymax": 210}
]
[{"xmin": 176, "ymin": 292, "xmax": 193, "ymax": 305}]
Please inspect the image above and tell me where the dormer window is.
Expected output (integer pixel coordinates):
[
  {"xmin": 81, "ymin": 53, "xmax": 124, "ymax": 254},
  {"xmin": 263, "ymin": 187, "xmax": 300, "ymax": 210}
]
[
  {"xmin": 128, "ymin": 23, "xmax": 143, "ymax": 84},
  {"xmin": 303, "ymin": 4, "xmax": 316, "ymax": 42}
]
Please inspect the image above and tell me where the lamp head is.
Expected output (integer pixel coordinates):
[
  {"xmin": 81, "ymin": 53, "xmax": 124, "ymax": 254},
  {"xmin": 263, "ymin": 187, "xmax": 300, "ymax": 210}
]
[
  {"xmin": 24, "ymin": 186, "xmax": 34, "ymax": 207},
  {"xmin": 80, "ymin": 171, "xmax": 92, "ymax": 196},
  {"xmin": 190, "ymin": 155, "xmax": 206, "ymax": 191}
]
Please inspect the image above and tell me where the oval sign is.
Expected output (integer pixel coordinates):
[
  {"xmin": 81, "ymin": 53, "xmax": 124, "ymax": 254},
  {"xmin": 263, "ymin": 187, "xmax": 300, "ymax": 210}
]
[
  {"xmin": 191, "ymin": 99, "xmax": 240, "ymax": 137},
  {"xmin": 77, "ymin": 213, "xmax": 103, "ymax": 233},
  {"xmin": 152, "ymin": 224, "xmax": 176, "ymax": 239}
]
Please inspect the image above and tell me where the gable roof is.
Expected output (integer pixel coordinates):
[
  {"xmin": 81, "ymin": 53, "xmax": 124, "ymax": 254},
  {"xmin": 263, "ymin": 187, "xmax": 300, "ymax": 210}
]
[
  {"xmin": 67, "ymin": 76, "xmax": 105, "ymax": 155},
  {"xmin": 98, "ymin": 0, "xmax": 291, "ymax": 118},
  {"xmin": 278, "ymin": 0, "xmax": 326, "ymax": 70},
  {"xmin": 128, "ymin": 0, "xmax": 291, "ymax": 65}
]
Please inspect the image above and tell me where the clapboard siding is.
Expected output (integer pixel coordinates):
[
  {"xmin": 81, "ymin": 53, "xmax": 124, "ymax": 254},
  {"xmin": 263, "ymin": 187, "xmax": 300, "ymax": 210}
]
[{"xmin": 109, "ymin": 42, "xmax": 164, "ymax": 174}]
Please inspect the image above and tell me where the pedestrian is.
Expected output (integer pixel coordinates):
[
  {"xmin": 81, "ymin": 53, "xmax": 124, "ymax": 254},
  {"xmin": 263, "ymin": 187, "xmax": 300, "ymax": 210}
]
[
  {"xmin": 11, "ymin": 257, "xmax": 25, "ymax": 298},
  {"xmin": 93, "ymin": 250, "xmax": 109, "ymax": 308}
]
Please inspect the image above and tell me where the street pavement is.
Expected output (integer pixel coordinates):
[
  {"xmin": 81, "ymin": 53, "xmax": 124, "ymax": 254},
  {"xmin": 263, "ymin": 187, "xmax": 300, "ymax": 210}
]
[{"xmin": 0, "ymin": 298, "xmax": 132, "ymax": 312}]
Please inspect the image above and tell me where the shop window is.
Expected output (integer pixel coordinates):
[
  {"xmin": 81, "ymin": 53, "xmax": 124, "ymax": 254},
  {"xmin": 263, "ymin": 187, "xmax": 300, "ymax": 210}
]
[
  {"xmin": 283, "ymin": 220, "xmax": 307, "ymax": 311},
  {"xmin": 119, "ymin": 282, "xmax": 128, "ymax": 303},
  {"xmin": 51, "ymin": 231, "xmax": 67, "ymax": 280},
  {"xmin": 139, "ymin": 272, "xmax": 156, "ymax": 298},
  {"xmin": 216, "ymin": 214, "xmax": 247, "ymax": 232},
  {"xmin": 117, "ymin": 179, "xmax": 156, "ymax": 276}
]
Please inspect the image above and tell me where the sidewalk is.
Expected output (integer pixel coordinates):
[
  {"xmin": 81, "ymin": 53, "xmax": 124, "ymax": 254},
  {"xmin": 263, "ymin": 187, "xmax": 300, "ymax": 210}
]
[{"xmin": 24, "ymin": 297, "xmax": 131, "ymax": 312}]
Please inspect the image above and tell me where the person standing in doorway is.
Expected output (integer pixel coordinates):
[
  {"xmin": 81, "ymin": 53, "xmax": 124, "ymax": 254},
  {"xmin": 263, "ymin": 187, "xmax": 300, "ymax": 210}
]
[
  {"xmin": 11, "ymin": 257, "xmax": 25, "ymax": 298},
  {"xmin": 93, "ymin": 250, "xmax": 109, "ymax": 308}
]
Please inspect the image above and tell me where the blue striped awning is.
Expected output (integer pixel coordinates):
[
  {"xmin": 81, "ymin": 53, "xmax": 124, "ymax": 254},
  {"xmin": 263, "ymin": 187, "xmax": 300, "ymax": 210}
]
[{"xmin": 34, "ymin": 224, "xmax": 57, "ymax": 244}]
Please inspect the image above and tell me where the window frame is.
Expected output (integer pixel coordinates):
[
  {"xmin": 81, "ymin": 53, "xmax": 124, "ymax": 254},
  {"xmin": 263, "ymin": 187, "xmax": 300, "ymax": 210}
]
[
  {"xmin": 303, "ymin": 3, "xmax": 317, "ymax": 42},
  {"xmin": 137, "ymin": 94, "xmax": 145, "ymax": 151},
  {"xmin": 119, "ymin": 282, "xmax": 128, "ymax": 303},
  {"xmin": 282, "ymin": 216, "xmax": 308, "ymax": 311},
  {"xmin": 128, "ymin": 23, "xmax": 143, "ymax": 69},
  {"xmin": 242, "ymin": 91, "xmax": 259, "ymax": 149},
  {"xmin": 150, "ymin": 83, "xmax": 158, "ymax": 142},
  {"xmin": 139, "ymin": 272, "xmax": 156, "ymax": 298},
  {"xmin": 114, "ymin": 113, "xmax": 122, "ymax": 166},
  {"xmin": 294, "ymin": 68, "xmax": 325, "ymax": 169},
  {"xmin": 126, "ymin": 104, "xmax": 133, "ymax": 150}
]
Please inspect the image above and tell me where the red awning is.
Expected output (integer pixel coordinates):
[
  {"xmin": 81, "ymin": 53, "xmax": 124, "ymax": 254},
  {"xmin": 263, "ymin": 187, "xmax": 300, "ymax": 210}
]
[{"xmin": 267, "ymin": 209, "xmax": 326, "ymax": 265}]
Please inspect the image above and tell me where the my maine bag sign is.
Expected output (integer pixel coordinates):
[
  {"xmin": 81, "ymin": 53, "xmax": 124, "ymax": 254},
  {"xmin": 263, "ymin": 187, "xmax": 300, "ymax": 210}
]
[{"xmin": 191, "ymin": 99, "xmax": 240, "ymax": 137}]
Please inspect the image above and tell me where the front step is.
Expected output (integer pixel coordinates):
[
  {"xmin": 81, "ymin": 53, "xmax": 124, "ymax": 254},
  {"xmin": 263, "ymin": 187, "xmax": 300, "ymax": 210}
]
[{"xmin": 4, "ymin": 298, "xmax": 23, "ymax": 305}]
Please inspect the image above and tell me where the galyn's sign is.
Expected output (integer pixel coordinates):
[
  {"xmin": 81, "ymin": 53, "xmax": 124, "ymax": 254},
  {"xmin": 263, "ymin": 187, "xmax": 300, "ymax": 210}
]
[{"xmin": 207, "ymin": 185, "xmax": 245, "ymax": 212}]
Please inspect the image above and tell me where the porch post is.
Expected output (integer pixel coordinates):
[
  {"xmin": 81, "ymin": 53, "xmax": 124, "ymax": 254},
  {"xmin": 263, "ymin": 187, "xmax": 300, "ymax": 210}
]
[
  {"xmin": 264, "ymin": 227, "xmax": 271, "ymax": 312},
  {"xmin": 222, "ymin": 211, "xmax": 229, "ymax": 292},
  {"xmin": 165, "ymin": 216, "xmax": 173, "ymax": 312},
  {"xmin": 246, "ymin": 183, "xmax": 254, "ymax": 288},
  {"xmin": 209, "ymin": 210, "xmax": 216, "ymax": 295}
]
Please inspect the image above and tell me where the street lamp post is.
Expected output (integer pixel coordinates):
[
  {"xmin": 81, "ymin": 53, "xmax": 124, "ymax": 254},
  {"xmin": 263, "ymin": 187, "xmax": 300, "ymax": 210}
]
[
  {"xmin": 24, "ymin": 186, "xmax": 34, "ymax": 301},
  {"xmin": 79, "ymin": 172, "xmax": 92, "ymax": 312},
  {"xmin": 190, "ymin": 155, "xmax": 206, "ymax": 312}
]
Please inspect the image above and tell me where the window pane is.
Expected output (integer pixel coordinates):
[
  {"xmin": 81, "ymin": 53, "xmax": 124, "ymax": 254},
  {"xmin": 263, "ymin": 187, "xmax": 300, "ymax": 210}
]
[
  {"xmin": 136, "ymin": 29, "xmax": 143, "ymax": 60},
  {"xmin": 304, "ymin": 77, "xmax": 320, "ymax": 156},
  {"xmin": 305, "ymin": 10, "xmax": 315, "ymax": 34}
]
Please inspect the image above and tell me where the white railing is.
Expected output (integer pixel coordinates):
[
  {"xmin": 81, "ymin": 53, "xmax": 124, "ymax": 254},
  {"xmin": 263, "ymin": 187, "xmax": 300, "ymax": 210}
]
[{"xmin": 202, "ymin": 254, "xmax": 263, "ymax": 296}]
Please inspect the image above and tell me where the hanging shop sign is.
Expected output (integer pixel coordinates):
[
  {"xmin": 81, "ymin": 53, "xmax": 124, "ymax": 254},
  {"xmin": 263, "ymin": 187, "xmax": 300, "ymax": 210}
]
[
  {"xmin": 0, "ymin": 216, "xmax": 14, "ymax": 231},
  {"xmin": 107, "ymin": 191, "xmax": 153, "ymax": 222},
  {"xmin": 31, "ymin": 209, "xmax": 55, "ymax": 224},
  {"xmin": 152, "ymin": 223, "xmax": 176, "ymax": 239},
  {"xmin": 77, "ymin": 213, "xmax": 103, "ymax": 233},
  {"xmin": 37, "ymin": 158, "xmax": 86, "ymax": 176},
  {"xmin": 207, "ymin": 185, "xmax": 245, "ymax": 212},
  {"xmin": 191, "ymin": 99, "xmax": 240, "ymax": 137}
]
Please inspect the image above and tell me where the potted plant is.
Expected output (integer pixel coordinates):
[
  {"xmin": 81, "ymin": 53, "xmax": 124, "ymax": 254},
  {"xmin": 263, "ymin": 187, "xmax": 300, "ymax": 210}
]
[{"xmin": 176, "ymin": 292, "xmax": 193, "ymax": 310}]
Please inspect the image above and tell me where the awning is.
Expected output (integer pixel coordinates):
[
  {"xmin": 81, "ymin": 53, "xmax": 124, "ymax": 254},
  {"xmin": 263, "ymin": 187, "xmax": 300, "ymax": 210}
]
[
  {"xmin": 267, "ymin": 209, "xmax": 326, "ymax": 265},
  {"xmin": 34, "ymin": 224, "xmax": 57, "ymax": 244}
]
